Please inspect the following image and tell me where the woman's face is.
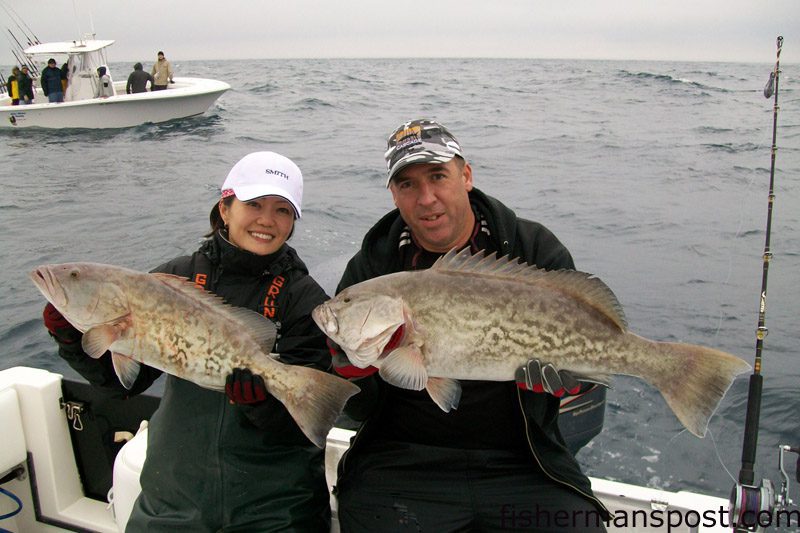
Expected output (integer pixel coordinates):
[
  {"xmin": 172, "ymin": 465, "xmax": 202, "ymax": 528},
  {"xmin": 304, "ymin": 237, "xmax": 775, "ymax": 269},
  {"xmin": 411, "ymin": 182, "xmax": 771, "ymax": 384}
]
[{"xmin": 219, "ymin": 196, "xmax": 295, "ymax": 256}]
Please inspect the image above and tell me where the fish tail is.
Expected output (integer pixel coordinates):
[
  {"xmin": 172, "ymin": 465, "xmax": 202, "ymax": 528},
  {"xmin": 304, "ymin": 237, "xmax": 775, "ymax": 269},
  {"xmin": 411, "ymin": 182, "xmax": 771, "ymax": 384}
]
[
  {"xmin": 645, "ymin": 340, "xmax": 751, "ymax": 437},
  {"xmin": 260, "ymin": 363, "xmax": 360, "ymax": 448}
]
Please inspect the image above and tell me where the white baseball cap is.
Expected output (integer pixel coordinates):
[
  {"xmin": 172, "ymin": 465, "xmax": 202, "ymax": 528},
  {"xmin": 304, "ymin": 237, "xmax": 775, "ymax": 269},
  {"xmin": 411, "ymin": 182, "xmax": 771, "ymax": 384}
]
[{"xmin": 221, "ymin": 151, "xmax": 303, "ymax": 218}]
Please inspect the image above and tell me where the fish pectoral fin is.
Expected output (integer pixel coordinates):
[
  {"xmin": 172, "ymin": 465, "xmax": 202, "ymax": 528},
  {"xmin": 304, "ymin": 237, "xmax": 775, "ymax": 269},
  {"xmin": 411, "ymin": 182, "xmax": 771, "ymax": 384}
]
[
  {"xmin": 426, "ymin": 377, "xmax": 462, "ymax": 412},
  {"xmin": 378, "ymin": 345, "xmax": 427, "ymax": 391},
  {"xmin": 574, "ymin": 372, "xmax": 613, "ymax": 388},
  {"xmin": 82, "ymin": 318, "xmax": 130, "ymax": 359},
  {"xmin": 111, "ymin": 352, "xmax": 141, "ymax": 390}
]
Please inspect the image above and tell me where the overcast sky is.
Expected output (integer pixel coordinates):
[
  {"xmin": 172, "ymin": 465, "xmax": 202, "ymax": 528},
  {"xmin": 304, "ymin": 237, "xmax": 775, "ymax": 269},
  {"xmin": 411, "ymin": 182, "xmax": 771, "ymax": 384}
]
[{"xmin": 2, "ymin": 0, "xmax": 797, "ymax": 66}]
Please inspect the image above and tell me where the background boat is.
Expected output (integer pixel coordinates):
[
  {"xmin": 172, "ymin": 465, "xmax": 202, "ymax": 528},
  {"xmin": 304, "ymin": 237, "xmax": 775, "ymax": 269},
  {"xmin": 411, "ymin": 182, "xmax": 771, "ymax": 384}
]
[{"xmin": 1, "ymin": 39, "xmax": 229, "ymax": 129}]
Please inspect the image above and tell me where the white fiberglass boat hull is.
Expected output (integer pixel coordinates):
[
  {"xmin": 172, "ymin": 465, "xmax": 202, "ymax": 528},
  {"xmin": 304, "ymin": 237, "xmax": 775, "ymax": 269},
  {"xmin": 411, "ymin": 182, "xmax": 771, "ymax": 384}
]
[
  {"xmin": 0, "ymin": 78, "xmax": 229, "ymax": 129},
  {"xmin": 0, "ymin": 366, "xmax": 732, "ymax": 532}
]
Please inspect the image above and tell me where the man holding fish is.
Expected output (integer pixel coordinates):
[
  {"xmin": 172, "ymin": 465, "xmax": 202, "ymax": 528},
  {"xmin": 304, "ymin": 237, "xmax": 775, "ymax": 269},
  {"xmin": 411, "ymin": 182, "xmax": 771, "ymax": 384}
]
[{"xmin": 327, "ymin": 119, "xmax": 610, "ymax": 531}]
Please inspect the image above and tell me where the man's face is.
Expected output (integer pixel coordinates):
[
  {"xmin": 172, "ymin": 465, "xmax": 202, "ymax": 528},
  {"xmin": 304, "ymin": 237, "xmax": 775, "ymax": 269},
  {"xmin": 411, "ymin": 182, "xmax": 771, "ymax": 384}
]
[{"xmin": 388, "ymin": 158, "xmax": 475, "ymax": 253}]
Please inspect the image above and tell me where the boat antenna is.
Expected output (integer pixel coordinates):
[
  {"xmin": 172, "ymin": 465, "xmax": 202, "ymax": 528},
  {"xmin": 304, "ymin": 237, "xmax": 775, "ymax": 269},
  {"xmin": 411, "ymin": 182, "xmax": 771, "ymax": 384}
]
[
  {"xmin": 72, "ymin": 0, "xmax": 83, "ymax": 44},
  {"xmin": 728, "ymin": 36, "xmax": 789, "ymax": 532}
]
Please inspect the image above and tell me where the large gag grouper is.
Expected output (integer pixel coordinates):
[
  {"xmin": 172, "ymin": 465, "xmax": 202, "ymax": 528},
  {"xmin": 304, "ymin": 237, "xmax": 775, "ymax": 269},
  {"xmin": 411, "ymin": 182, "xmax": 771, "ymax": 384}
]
[
  {"xmin": 312, "ymin": 248, "xmax": 752, "ymax": 438},
  {"xmin": 30, "ymin": 262, "xmax": 360, "ymax": 448}
]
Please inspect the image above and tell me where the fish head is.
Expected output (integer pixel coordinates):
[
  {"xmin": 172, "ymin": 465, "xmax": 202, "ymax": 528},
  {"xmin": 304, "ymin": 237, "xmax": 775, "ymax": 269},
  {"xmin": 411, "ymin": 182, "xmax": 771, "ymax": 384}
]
[
  {"xmin": 29, "ymin": 263, "xmax": 130, "ymax": 332},
  {"xmin": 312, "ymin": 288, "xmax": 406, "ymax": 368}
]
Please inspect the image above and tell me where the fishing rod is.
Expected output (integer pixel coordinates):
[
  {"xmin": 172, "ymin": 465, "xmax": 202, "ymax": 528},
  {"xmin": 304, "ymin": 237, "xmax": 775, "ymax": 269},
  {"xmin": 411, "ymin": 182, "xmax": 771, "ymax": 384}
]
[
  {"xmin": 0, "ymin": 0, "xmax": 40, "ymax": 46},
  {"xmin": 8, "ymin": 45, "xmax": 37, "ymax": 77},
  {"xmin": 6, "ymin": 28, "xmax": 38, "ymax": 75},
  {"xmin": 728, "ymin": 35, "xmax": 799, "ymax": 532}
]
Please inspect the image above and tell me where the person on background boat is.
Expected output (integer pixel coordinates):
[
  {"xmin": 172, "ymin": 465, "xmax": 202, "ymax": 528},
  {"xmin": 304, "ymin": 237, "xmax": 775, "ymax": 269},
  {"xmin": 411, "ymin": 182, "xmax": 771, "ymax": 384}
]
[
  {"xmin": 18, "ymin": 65, "xmax": 34, "ymax": 104},
  {"xmin": 330, "ymin": 119, "xmax": 609, "ymax": 532},
  {"xmin": 60, "ymin": 62, "xmax": 69, "ymax": 93},
  {"xmin": 42, "ymin": 151, "xmax": 333, "ymax": 532},
  {"xmin": 95, "ymin": 66, "xmax": 114, "ymax": 98},
  {"xmin": 150, "ymin": 50, "xmax": 174, "ymax": 91},
  {"xmin": 126, "ymin": 62, "xmax": 153, "ymax": 94},
  {"xmin": 6, "ymin": 66, "xmax": 20, "ymax": 105},
  {"xmin": 41, "ymin": 58, "xmax": 64, "ymax": 103}
]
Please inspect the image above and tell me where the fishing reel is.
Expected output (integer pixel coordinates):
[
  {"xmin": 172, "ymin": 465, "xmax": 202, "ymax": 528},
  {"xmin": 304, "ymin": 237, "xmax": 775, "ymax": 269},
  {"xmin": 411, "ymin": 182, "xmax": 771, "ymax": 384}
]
[{"xmin": 729, "ymin": 445, "xmax": 799, "ymax": 532}]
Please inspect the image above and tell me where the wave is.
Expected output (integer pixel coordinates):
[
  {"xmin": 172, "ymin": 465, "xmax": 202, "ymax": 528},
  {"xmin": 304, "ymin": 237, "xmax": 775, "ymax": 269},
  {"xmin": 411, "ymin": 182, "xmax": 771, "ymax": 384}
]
[
  {"xmin": 694, "ymin": 126, "xmax": 735, "ymax": 134},
  {"xmin": 249, "ymin": 82, "xmax": 279, "ymax": 94},
  {"xmin": 341, "ymin": 74, "xmax": 376, "ymax": 84},
  {"xmin": 701, "ymin": 142, "xmax": 761, "ymax": 153},
  {"xmin": 617, "ymin": 69, "xmax": 729, "ymax": 93},
  {"xmin": 293, "ymin": 97, "xmax": 335, "ymax": 110}
]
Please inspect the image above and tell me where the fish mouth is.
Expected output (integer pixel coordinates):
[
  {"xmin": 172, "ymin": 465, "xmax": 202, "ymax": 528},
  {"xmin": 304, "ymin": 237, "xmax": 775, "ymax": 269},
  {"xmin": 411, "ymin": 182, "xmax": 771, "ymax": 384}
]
[
  {"xmin": 311, "ymin": 303, "xmax": 338, "ymax": 336},
  {"xmin": 29, "ymin": 266, "xmax": 66, "ymax": 308}
]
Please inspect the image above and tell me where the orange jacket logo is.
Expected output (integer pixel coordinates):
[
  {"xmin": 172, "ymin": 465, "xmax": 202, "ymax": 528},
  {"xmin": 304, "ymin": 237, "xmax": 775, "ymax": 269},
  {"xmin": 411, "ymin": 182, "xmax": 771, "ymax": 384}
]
[{"xmin": 263, "ymin": 275, "xmax": 285, "ymax": 318}]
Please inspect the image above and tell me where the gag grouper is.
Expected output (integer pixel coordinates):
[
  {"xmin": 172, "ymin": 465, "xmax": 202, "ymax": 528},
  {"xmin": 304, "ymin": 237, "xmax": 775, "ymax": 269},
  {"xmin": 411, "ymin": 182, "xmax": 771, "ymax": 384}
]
[
  {"xmin": 30, "ymin": 262, "xmax": 359, "ymax": 448},
  {"xmin": 312, "ymin": 248, "xmax": 751, "ymax": 438}
]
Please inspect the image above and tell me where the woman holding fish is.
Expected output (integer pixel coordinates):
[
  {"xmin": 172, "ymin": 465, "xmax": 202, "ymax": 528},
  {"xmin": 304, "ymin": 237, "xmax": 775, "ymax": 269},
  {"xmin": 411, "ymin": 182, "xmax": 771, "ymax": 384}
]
[{"xmin": 42, "ymin": 152, "xmax": 335, "ymax": 532}]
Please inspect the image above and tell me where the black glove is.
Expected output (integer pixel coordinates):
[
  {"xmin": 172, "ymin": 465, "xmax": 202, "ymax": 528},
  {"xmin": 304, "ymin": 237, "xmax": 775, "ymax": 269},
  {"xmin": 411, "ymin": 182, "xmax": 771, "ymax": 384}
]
[
  {"xmin": 515, "ymin": 359, "xmax": 581, "ymax": 398},
  {"xmin": 225, "ymin": 368, "xmax": 268, "ymax": 404},
  {"xmin": 43, "ymin": 303, "xmax": 82, "ymax": 346}
]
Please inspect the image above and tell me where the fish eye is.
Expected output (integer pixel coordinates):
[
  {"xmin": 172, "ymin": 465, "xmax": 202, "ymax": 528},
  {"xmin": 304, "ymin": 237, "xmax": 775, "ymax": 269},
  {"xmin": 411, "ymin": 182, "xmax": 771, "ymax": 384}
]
[
  {"xmin": 69, "ymin": 269, "xmax": 79, "ymax": 278},
  {"xmin": 343, "ymin": 297, "xmax": 351, "ymax": 303}
]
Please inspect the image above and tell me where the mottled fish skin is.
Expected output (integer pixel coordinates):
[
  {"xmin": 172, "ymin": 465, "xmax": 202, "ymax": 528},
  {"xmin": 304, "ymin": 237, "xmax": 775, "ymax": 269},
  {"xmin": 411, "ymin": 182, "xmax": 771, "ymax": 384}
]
[
  {"xmin": 30, "ymin": 262, "xmax": 359, "ymax": 448},
  {"xmin": 313, "ymin": 249, "xmax": 751, "ymax": 438}
]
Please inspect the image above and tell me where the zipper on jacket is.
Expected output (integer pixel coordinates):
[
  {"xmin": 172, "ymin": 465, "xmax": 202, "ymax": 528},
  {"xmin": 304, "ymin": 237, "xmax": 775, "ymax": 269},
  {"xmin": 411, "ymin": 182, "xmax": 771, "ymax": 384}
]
[
  {"xmin": 216, "ymin": 392, "xmax": 229, "ymax": 525},
  {"xmin": 334, "ymin": 412, "xmax": 370, "ymax": 486},
  {"xmin": 516, "ymin": 387, "xmax": 609, "ymax": 518}
]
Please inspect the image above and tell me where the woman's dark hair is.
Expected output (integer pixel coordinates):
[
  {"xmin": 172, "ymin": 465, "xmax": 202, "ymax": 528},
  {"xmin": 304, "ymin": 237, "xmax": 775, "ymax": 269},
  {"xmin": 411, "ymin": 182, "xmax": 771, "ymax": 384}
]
[{"xmin": 206, "ymin": 197, "xmax": 234, "ymax": 237}]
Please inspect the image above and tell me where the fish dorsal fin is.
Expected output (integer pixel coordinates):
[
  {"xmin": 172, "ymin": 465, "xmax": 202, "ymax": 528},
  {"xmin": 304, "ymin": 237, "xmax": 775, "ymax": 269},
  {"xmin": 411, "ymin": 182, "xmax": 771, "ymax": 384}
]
[
  {"xmin": 151, "ymin": 273, "xmax": 278, "ymax": 352},
  {"xmin": 431, "ymin": 248, "xmax": 627, "ymax": 331}
]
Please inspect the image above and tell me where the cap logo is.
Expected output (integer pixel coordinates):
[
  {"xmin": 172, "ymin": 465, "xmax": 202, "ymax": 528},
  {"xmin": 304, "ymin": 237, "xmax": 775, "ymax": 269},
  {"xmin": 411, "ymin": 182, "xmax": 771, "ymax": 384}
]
[
  {"xmin": 265, "ymin": 168, "xmax": 290, "ymax": 180},
  {"xmin": 393, "ymin": 125, "xmax": 423, "ymax": 152}
]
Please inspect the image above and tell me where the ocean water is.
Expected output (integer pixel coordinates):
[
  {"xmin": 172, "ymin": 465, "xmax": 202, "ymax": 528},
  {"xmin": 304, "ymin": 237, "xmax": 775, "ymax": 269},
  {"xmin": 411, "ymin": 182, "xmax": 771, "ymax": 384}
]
[{"xmin": 1, "ymin": 58, "xmax": 799, "ymax": 502}]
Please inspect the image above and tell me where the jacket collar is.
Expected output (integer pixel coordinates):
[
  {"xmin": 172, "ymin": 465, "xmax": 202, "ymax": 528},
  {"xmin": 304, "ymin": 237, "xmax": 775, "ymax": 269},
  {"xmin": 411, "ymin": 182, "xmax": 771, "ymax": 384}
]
[
  {"xmin": 200, "ymin": 231, "xmax": 308, "ymax": 278},
  {"xmin": 357, "ymin": 187, "xmax": 520, "ymax": 275}
]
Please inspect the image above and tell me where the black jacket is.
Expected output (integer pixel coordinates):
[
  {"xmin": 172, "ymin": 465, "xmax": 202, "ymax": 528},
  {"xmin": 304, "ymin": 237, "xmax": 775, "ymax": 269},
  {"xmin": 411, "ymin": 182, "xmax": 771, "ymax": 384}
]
[
  {"xmin": 40, "ymin": 66, "xmax": 62, "ymax": 95},
  {"xmin": 17, "ymin": 73, "xmax": 34, "ymax": 101},
  {"xmin": 58, "ymin": 232, "xmax": 332, "ymax": 530},
  {"xmin": 126, "ymin": 69, "xmax": 153, "ymax": 94},
  {"xmin": 336, "ymin": 187, "xmax": 608, "ymax": 518}
]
